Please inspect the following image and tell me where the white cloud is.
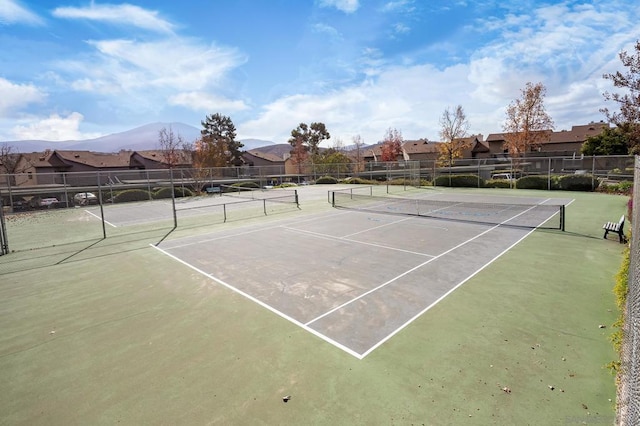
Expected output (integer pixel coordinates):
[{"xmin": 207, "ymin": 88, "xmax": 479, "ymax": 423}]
[
  {"xmin": 52, "ymin": 3, "xmax": 175, "ymax": 34},
  {"xmin": 82, "ymin": 39, "xmax": 245, "ymax": 90},
  {"xmin": 313, "ymin": 23, "xmax": 342, "ymax": 40},
  {"xmin": 381, "ymin": 0, "xmax": 415, "ymax": 13},
  {"xmin": 393, "ymin": 22, "xmax": 410, "ymax": 34},
  {"xmin": 168, "ymin": 92, "xmax": 248, "ymax": 112},
  {"xmin": 241, "ymin": 0, "xmax": 640, "ymax": 145},
  {"xmin": 240, "ymin": 62, "xmax": 479, "ymax": 144},
  {"xmin": 0, "ymin": 77, "xmax": 46, "ymax": 115},
  {"xmin": 318, "ymin": 0, "xmax": 359, "ymax": 13},
  {"xmin": 0, "ymin": 0, "xmax": 43, "ymax": 25},
  {"xmin": 10, "ymin": 112, "xmax": 102, "ymax": 141}
]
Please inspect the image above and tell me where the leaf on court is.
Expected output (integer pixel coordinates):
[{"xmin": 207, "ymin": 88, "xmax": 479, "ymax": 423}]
[
  {"xmin": 502, "ymin": 386, "xmax": 511, "ymax": 394},
  {"xmin": 282, "ymin": 395, "xmax": 291, "ymax": 403}
]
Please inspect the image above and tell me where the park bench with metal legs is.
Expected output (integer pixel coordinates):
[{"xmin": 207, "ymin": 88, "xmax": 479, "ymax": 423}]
[{"xmin": 603, "ymin": 215, "xmax": 627, "ymax": 243}]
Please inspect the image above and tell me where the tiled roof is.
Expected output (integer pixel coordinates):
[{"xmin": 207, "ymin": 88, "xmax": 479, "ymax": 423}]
[
  {"xmin": 402, "ymin": 139, "xmax": 442, "ymax": 154},
  {"xmin": 486, "ymin": 122, "xmax": 609, "ymax": 144},
  {"xmin": 134, "ymin": 149, "xmax": 192, "ymax": 165},
  {"xmin": 245, "ymin": 150, "xmax": 285, "ymax": 163},
  {"xmin": 54, "ymin": 150, "xmax": 132, "ymax": 167}
]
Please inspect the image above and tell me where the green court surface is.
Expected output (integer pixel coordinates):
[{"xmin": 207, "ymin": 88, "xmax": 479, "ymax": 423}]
[{"xmin": 0, "ymin": 186, "xmax": 625, "ymax": 425}]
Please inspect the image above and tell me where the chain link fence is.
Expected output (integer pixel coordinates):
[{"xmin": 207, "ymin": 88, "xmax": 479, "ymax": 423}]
[{"xmin": 617, "ymin": 156, "xmax": 640, "ymax": 425}]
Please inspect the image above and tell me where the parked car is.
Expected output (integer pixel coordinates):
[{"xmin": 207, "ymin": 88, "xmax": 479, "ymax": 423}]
[
  {"xmin": 74, "ymin": 192, "xmax": 98, "ymax": 205},
  {"xmin": 29, "ymin": 197, "xmax": 61, "ymax": 209},
  {"xmin": 491, "ymin": 173, "xmax": 514, "ymax": 180}
]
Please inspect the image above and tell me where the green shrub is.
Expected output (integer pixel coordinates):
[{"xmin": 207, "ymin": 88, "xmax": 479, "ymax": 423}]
[
  {"xmin": 344, "ymin": 177, "xmax": 377, "ymax": 185},
  {"xmin": 515, "ymin": 176, "xmax": 549, "ymax": 190},
  {"xmin": 598, "ymin": 181, "xmax": 633, "ymax": 195},
  {"xmin": 110, "ymin": 189, "xmax": 151, "ymax": 203},
  {"xmin": 231, "ymin": 181, "xmax": 260, "ymax": 188},
  {"xmin": 558, "ymin": 174, "xmax": 600, "ymax": 191},
  {"xmin": 434, "ymin": 174, "xmax": 483, "ymax": 187},
  {"xmin": 316, "ymin": 176, "xmax": 339, "ymax": 184},
  {"xmin": 608, "ymin": 245, "xmax": 630, "ymax": 373},
  {"xmin": 485, "ymin": 179, "xmax": 512, "ymax": 189},
  {"xmin": 153, "ymin": 187, "xmax": 193, "ymax": 199}
]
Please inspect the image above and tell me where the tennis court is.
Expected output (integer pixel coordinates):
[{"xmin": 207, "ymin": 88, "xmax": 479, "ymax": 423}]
[
  {"xmin": 82, "ymin": 187, "xmax": 300, "ymax": 228},
  {"xmin": 1, "ymin": 185, "xmax": 623, "ymax": 424},
  {"xmin": 153, "ymin": 189, "xmax": 572, "ymax": 358}
]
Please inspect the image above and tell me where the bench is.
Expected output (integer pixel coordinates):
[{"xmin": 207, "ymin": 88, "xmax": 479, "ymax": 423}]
[
  {"xmin": 603, "ymin": 215, "xmax": 628, "ymax": 243},
  {"xmin": 204, "ymin": 186, "xmax": 221, "ymax": 195}
]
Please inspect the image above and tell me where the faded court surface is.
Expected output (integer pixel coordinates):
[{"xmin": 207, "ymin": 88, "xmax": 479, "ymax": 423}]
[{"xmin": 153, "ymin": 192, "xmax": 567, "ymax": 358}]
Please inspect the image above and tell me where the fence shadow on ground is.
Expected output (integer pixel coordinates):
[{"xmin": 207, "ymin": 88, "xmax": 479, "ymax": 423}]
[{"xmin": 0, "ymin": 228, "xmax": 176, "ymax": 276}]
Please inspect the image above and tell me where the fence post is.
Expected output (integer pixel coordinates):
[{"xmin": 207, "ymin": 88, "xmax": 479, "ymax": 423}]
[
  {"xmin": 591, "ymin": 156, "xmax": 596, "ymax": 190},
  {"xmin": 0, "ymin": 191, "xmax": 8, "ymax": 255},
  {"xmin": 97, "ymin": 171, "xmax": 107, "ymax": 239},
  {"xmin": 146, "ymin": 170, "xmax": 152, "ymax": 200}
]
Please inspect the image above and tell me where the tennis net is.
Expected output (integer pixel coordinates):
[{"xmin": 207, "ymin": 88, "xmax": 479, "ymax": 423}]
[
  {"xmin": 219, "ymin": 184, "xmax": 299, "ymax": 204},
  {"xmin": 330, "ymin": 190, "xmax": 565, "ymax": 230}
]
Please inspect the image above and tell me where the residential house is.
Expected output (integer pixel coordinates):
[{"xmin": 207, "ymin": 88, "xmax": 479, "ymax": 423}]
[
  {"xmin": 483, "ymin": 122, "xmax": 609, "ymax": 157},
  {"xmin": 244, "ymin": 150, "xmax": 288, "ymax": 179},
  {"xmin": 130, "ymin": 150, "xmax": 192, "ymax": 169}
]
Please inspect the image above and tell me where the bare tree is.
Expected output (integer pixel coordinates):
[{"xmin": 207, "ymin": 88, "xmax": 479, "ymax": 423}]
[
  {"xmin": 352, "ymin": 134, "xmax": 365, "ymax": 173},
  {"xmin": 502, "ymin": 82, "xmax": 554, "ymax": 158},
  {"xmin": 602, "ymin": 40, "xmax": 640, "ymax": 152},
  {"xmin": 0, "ymin": 145, "xmax": 26, "ymax": 186},
  {"xmin": 380, "ymin": 128, "xmax": 404, "ymax": 162},
  {"xmin": 332, "ymin": 137, "xmax": 344, "ymax": 152},
  {"xmin": 158, "ymin": 126, "xmax": 185, "ymax": 168},
  {"xmin": 437, "ymin": 105, "xmax": 470, "ymax": 167}
]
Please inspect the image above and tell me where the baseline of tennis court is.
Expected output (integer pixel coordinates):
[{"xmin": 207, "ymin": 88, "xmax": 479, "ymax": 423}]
[{"xmin": 152, "ymin": 194, "xmax": 567, "ymax": 359}]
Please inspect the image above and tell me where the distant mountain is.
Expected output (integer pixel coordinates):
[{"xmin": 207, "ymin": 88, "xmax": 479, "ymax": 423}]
[
  {"xmin": 1, "ymin": 122, "xmax": 275, "ymax": 153},
  {"xmin": 239, "ymin": 139, "xmax": 278, "ymax": 151}
]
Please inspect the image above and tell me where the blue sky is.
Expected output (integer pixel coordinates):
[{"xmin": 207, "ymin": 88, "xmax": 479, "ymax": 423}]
[{"xmin": 0, "ymin": 0, "xmax": 638, "ymax": 146}]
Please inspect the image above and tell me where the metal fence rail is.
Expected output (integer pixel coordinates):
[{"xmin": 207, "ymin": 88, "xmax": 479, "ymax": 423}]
[
  {"xmin": 617, "ymin": 156, "xmax": 640, "ymax": 425},
  {"xmin": 0, "ymin": 194, "xmax": 7, "ymax": 255}
]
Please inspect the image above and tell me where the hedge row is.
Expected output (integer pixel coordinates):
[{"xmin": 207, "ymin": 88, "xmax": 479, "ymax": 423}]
[
  {"xmin": 432, "ymin": 174, "xmax": 601, "ymax": 191},
  {"xmin": 109, "ymin": 187, "xmax": 194, "ymax": 203}
]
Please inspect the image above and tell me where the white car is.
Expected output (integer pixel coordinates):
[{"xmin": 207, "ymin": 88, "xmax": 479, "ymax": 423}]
[{"xmin": 74, "ymin": 192, "xmax": 98, "ymax": 205}]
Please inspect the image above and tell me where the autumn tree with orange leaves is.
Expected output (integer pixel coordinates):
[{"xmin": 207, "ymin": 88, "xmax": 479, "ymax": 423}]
[{"xmin": 380, "ymin": 128, "xmax": 404, "ymax": 162}]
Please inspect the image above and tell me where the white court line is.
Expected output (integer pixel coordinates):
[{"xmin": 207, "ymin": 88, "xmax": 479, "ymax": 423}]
[
  {"xmin": 84, "ymin": 209, "xmax": 117, "ymax": 228},
  {"xmin": 360, "ymin": 199, "xmax": 561, "ymax": 358},
  {"xmin": 304, "ymin": 202, "xmax": 547, "ymax": 328},
  {"xmin": 282, "ymin": 226, "xmax": 435, "ymax": 258},
  {"xmin": 159, "ymin": 210, "xmax": 354, "ymax": 250},
  {"xmin": 152, "ymin": 197, "xmax": 566, "ymax": 359},
  {"xmin": 150, "ymin": 244, "xmax": 364, "ymax": 359},
  {"xmin": 341, "ymin": 215, "xmax": 413, "ymax": 238}
]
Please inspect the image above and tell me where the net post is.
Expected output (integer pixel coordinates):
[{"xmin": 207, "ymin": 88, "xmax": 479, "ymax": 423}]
[
  {"xmin": 294, "ymin": 189, "xmax": 299, "ymax": 208},
  {"xmin": 170, "ymin": 168, "xmax": 177, "ymax": 229},
  {"xmin": 560, "ymin": 205, "xmax": 565, "ymax": 231},
  {"xmin": 263, "ymin": 199, "xmax": 267, "ymax": 216},
  {"xmin": 331, "ymin": 191, "xmax": 335, "ymax": 207},
  {"xmin": 223, "ymin": 204, "xmax": 227, "ymax": 222}
]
